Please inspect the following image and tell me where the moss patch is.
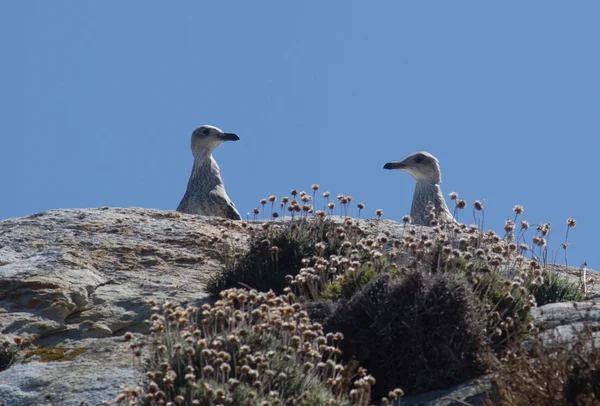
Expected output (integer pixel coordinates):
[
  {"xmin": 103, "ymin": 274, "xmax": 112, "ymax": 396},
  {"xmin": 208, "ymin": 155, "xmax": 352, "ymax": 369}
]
[{"xmin": 24, "ymin": 346, "xmax": 86, "ymax": 363}]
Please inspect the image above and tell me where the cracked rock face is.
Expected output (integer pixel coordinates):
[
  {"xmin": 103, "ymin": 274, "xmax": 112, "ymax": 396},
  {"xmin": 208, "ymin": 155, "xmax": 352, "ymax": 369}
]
[
  {"xmin": 0, "ymin": 208, "xmax": 242, "ymax": 340},
  {"xmin": 0, "ymin": 207, "xmax": 247, "ymax": 405},
  {"xmin": 0, "ymin": 207, "xmax": 598, "ymax": 405}
]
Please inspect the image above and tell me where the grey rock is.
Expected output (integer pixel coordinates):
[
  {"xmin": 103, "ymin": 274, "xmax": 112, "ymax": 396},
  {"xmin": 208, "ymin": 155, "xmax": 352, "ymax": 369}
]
[
  {"xmin": 0, "ymin": 337, "xmax": 139, "ymax": 406},
  {"xmin": 533, "ymin": 300, "xmax": 600, "ymax": 330},
  {"xmin": 532, "ymin": 299, "xmax": 600, "ymax": 348},
  {"xmin": 0, "ymin": 207, "xmax": 242, "ymax": 405},
  {"xmin": 401, "ymin": 375, "xmax": 495, "ymax": 406}
]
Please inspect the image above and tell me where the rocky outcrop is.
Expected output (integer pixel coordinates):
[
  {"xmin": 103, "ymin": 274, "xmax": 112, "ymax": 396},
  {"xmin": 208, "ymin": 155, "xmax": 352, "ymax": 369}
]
[
  {"xmin": 0, "ymin": 208, "xmax": 244, "ymax": 405},
  {"xmin": 0, "ymin": 208, "xmax": 597, "ymax": 405}
]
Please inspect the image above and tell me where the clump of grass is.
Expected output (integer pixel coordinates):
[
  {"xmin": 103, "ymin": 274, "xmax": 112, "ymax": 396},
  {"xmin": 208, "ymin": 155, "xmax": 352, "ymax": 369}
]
[
  {"xmin": 292, "ymin": 233, "xmax": 396, "ymax": 302},
  {"xmin": 115, "ymin": 291, "xmax": 386, "ymax": 406},
  {"xmin": 529, "ymin": 269, "xmax": 586, "ymax": 306},
  {"xmin": 470, "ymin": 269, "xmax": 534, "ymax": 351},
  {"xmin": 292, "ymin": 227, "xmax": 534, "ymax": 353},
  {"xmin": 325, "ymin": 271, "xmax": 489, "ymax": 398},
  {"xmin": 281, "ymin": 206, "xmax": 556, "ymax": 396},
  {"xmin": 320, "ymin": 266, "xmax": 377, "ymax": 301},
  {"xmin": 491, "ymin": 322, "xmax": 600, "ymax": 406},
  {"xmin": 208, "ymin": 217, "xmax": 363, "ymax": 296}
]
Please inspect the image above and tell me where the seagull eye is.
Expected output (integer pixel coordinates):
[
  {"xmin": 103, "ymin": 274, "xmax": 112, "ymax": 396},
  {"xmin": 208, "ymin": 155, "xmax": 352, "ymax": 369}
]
[
  {"xmin": 202, "ymin": 129, "xmax": 211, "ymax": 136},
  {"xmin": 415, "ymin": 156, "xmax": 424, "ymax": 163}
]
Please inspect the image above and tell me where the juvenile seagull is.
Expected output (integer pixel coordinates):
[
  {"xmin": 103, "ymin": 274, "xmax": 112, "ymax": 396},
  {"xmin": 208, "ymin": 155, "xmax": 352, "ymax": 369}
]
[
  {"xmin": 384, "ymin": 151, "xmax": 454, "ymax": 226},
  {"xmin": 177, "ymin": 125, "xmax": 242, "ymax": 220}
]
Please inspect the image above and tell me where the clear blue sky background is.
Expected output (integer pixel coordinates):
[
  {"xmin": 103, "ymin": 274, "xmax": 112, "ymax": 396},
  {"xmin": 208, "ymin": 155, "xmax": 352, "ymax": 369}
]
[{"xmin": 1, "ymin": 2, "xmax": 598, "ymax": 268}]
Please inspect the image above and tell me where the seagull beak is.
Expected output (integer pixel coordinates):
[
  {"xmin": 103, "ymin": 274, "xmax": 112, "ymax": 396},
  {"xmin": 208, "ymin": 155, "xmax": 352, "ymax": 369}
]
[
  {"xmin": 221, "ymin": 132, "xmax": 240, "ymax": 142},
  {"xmin": 383, "ymin": 161, "xmax": 406, "ymax": 170}
]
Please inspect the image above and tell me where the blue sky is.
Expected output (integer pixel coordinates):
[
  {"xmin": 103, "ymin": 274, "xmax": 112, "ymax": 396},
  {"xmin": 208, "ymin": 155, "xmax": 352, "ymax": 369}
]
[{"xmin": 1, "ymin": 2, "xmax": 598, "ymax": 268}]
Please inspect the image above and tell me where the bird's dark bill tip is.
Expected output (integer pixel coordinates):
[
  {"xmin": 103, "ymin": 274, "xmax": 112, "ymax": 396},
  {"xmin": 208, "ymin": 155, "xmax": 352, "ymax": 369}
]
[
  {"xmin": 222, "ymin": 133, "xmax": 240, "ymax": 141},
  {"xmin": 384, "ymin": 162, "xmax": 404, "ymax": 170}
]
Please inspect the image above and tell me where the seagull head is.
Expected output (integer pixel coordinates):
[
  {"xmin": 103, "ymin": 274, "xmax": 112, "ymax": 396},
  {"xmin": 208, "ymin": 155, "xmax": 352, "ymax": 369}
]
[
  {"xmin": 191, "ymin": 125, "xmax": 240, "ymax": 157},
  {"xmin": 383, "ymin": 151, "xmax": 442, "ymax": 183}
]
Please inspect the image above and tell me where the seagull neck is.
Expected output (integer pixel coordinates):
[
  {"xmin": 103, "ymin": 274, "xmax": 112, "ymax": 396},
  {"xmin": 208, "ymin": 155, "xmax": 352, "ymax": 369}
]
[
  {"xmin": 191, "ymin": 153, "xmax": 221, "ymax": 181},
  {"xmin": 192, "ymin": 146, "xmax": 215, "ymax": 160},
  {"xmin": 193, "ymin": 151, "xmax": 216, "ymax": 167},
  {"xmin": 411, "ymin": 180, "xmax": 449, "ymax": 223},
  {"xmin": 413, "ymin": 179, "xmax": 444, "ymax": 201}
]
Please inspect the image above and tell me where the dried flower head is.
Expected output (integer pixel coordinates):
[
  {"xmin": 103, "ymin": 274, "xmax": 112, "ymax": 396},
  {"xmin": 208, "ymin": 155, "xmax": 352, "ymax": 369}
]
[
  {"xmin": 375, "ymin": 209, "xmax": 383, "ymax": 218},
  {"xmin": 449, "ymin": 192, "xmax": 458, "ymax": 200},
  {"xmin": 268, "ymin": 195, "xmax": 277, "ymax": 203},
  {"xmin": 538, "ymin": 223, "xmax": 551, "ymax": 236},
  {"xmin": 312, "ymin": 184, "xmax": 320, "ymax": 191},
  {"xmin": 457, "ymin": 200, "xmax": 467, "ymax": 209},
  {"xmin": 513, "ymin": 205, "xmax": 524, "ymax": 215},
  {"xmin": 474, "ymin": 201, "xmax": 483, "ymax": 211},
  {"xmin": 567, "ymin": 218, "xmax": 576, "ymax": 228}
]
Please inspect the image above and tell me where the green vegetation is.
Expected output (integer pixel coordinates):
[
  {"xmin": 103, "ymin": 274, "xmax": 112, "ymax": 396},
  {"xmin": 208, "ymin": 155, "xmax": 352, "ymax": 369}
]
[
  {"xmin": 207, "ymin": 218, "xmax": 350, "ymax": 296},
  {"xmin": 202, "ymin": 192, "xmax": 592, "ymax": 399},
  {"xmin": 112, "ymin": 189, "xmax": 593, "ymax": 404},
  {"xmin": 115, "ymin": 290, "xmax": 394, "ymax": 406},
  {"xmin": 326, "ymin": 271, "xmax": 488, "ymax": 398},
  {"xmin": 529, "ymin": 269, "xmax": 585, "ymax": 306}
]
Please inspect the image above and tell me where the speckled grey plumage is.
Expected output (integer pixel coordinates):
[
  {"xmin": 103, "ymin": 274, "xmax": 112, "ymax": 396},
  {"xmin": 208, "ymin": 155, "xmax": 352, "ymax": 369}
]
[
  {"xmin": 384, "ymin": 151, "xmax": 455, "ymax": 226},
  {"xmin": 177, "ymin": 125, "xmax": 241, "ymax": 220},
  {"xmin": 410, "ymin": 180, "xmax": 454, "ymax": 225},
  {"xmin": 177, "ymin": 155, "xmax": 241, "ymax": 219}
]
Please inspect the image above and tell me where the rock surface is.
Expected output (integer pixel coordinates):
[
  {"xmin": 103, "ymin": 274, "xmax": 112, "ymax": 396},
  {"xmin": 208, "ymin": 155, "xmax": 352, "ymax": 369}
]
[
  {"xmin": 0, "ymin": 207, "xmax": 598, "ymax": 405},
  {"xmin": 0, "ymin": 207, "xmax": 241, "ymax": 405},
  {"xmin": 0, "ymin": 337, "xmax": 136, "ymax": 406}
]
